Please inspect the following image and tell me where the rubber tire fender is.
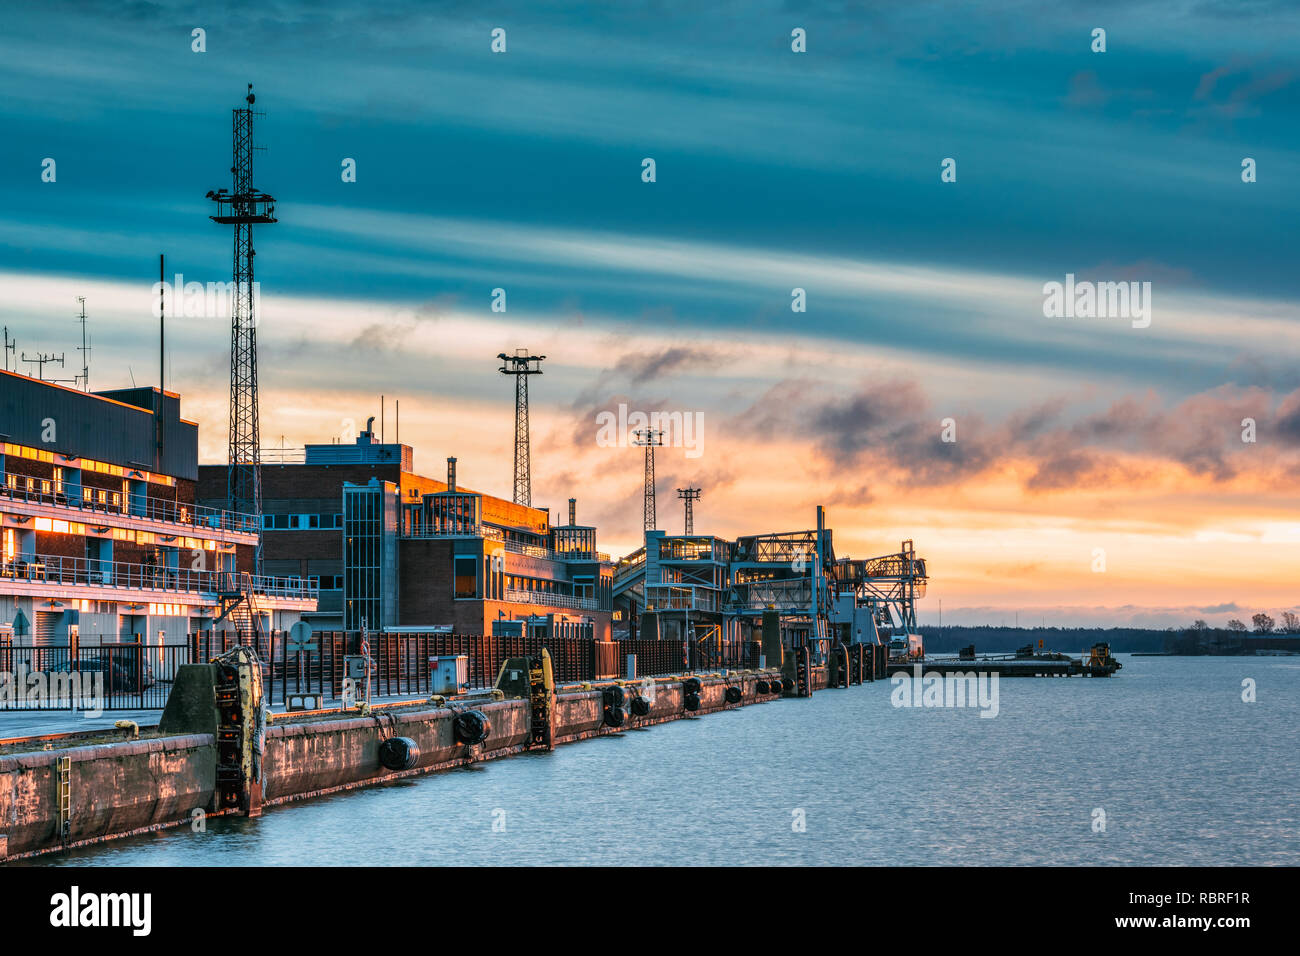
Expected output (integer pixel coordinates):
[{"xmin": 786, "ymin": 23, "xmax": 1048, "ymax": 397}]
[
  {"xmin": 378, "ymin": 736, "xmax": 419, "ymax": 771},
  {"xmin": 453, "ymin": 709, "xmax": 492, "ymax": 745},
  {"xmin": 603, "ymin": 685, "xmax": 628, "ymax": 709}
]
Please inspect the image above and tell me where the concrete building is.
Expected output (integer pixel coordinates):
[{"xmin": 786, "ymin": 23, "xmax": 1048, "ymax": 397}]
[
  {"xmin": 0, "ymin": 370, "xmax": 317, "ymax": 646},
  {"xmin": 200, "ymin": 421, "xmax": 614, "ymax": 639}
]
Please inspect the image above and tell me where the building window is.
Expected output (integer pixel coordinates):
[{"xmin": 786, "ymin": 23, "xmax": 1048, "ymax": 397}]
[{"xmin": 454, "ymin": 556, "xmax": 478, "ymax": 599}]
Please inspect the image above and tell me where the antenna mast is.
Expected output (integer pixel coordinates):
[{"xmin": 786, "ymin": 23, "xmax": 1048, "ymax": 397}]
[
  {"xmin": 633, "ymin": 428, "xmax": 664, "ymax": 532},
  {"xmin": 208, "ymin": 83, "xmax": 277, "ymax": 573},
  {"xmin": 21, "ymin": 351, "xmax": 70, "ymax": 383},
  {"xmin": 497, "ymin": 349, "xmax": 545, "ymax": 507},
  {"xmin": 75, "ymin": 297, "xmax": 92, "ymax": 391},
  {"xmin": 677, "ymin": 487, "xmax": 701, "ymax": 535}
]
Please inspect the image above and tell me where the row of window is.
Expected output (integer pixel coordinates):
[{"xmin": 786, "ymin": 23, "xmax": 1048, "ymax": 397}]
[
  {"xmin": 2, "ymin": 444, "xmax": 175, "ymax": 485},
  {"xmin": 18, "ymin": 517, "xmax": 224, "ymax": 552},
  {"xmin": 7, "ymin": 471, "xmax": 130, "ymax": 509},
  {"xmin": 262, "ymin": 513, "xmax": 343, "ymax": 530}
]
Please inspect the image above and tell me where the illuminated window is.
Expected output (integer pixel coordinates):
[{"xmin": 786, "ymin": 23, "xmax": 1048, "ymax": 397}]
[{"xmin": 454, "ymin": 556, "xmax": 479, "ymax": 599}]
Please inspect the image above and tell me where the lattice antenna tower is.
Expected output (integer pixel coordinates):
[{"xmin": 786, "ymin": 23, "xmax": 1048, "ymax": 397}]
[
  {"xmin": 497, "ymin": 350, "xmax": 545, "ymax": 507},
  {"xmin": 207, "ymin": 83, "xmax": 277, "ymax": 572},
  {"xmin": 676, "ymin": 487, "xmax": 701, "ymax": 535},
  {"xmin": 633, "ymin": 428, "xmax": 665, "ymax": 532}
]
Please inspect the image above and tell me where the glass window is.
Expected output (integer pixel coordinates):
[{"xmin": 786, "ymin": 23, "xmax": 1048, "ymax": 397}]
[{"xmin": 454, "ymin": 556, "xmax": 478, "ymax": 599}]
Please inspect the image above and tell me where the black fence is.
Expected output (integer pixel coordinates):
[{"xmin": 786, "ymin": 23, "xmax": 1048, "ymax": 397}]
[
  {"xmin": 191, "ymin": 630, "xmax": 603, "ymax": 703},
  {"xmin": 0, "ymin": 633, "xmax": 768, "ymax": 713},
  {"xmin": 0, "ymin": 640, "xmax": 189, "ymax": 711}
]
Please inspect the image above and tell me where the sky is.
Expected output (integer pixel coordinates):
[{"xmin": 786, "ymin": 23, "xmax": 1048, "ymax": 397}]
[{"xmin": 2, "ymin": 1, "xmax": 1299, "ymax": 628}]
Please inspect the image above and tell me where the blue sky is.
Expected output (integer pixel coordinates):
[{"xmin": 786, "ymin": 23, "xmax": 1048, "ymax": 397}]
[{"xmin": 2, "ymin": 1, "xmax": 1299, "ymax": 625}]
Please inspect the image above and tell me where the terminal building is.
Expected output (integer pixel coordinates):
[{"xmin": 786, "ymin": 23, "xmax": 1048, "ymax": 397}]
[
  {"xmin": 613, "ymin": 507, "xmax": 926, "ymax": 662},
  {"xmin": 199, "ymin": 420, "xmax": 614, "ymax": 640},
  {"xmin": 0, "ymin": 370, "xmax": 317, "ymax": 647}
]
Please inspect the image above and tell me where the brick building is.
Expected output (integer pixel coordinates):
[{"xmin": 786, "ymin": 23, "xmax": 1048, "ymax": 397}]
[{"xmin": 199, "ymin": 422, "xmax": 613, "ymax": 640}]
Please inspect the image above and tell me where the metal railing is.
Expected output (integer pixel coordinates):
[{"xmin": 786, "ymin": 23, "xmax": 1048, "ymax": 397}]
[
  {"xmin": 504, "ymin": 539, "xmax": 609, "ymax": 563},
  {"xmin": 645, "ymin": 585, "xmax": 720, "ymax": 612},
  {"xmin": 724, "ymin": 579, "xmax": 813, "ymax": 612},
  {"xmin": 1, "ymin": 468, "xmax": 259, "ymax": 534},
  {"xmin": 400, "ymin": 526, "xmax": 609, "ymax": 564},
  {"xmin": 260, "ymin": 447, "xmax": 306, "ymax": 464},
  {"xmin": 0, "ymin": 553, "xmax": 317, "ymax": 600},
  {"xmin": 0, "ymin": 640, "xmax": 187, "ymax": 710},
  {"xmin": 614, "ymin": 548, "xmax": 646, "ymax": 586},
  {"xmin": 402, "ymin": 524, "xmax": 505, "ymax": 541},
  {"xmin": 503, "ymin": 587, "xmax": 599, "ymax": 611},
  {"xmin": 657, "ymin": 539, "xmax": 729, "ymax": 563}
]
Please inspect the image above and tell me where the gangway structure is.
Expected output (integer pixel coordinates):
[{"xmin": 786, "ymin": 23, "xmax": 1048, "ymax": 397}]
[{"xmin": 831, "ymin": 539, "xmax": 928, "ymax": 659}]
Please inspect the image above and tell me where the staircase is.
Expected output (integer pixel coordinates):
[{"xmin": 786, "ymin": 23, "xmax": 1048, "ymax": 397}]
[{"xmin": 215, "ymin": 571, "xmax": 264, "ymax": 645}]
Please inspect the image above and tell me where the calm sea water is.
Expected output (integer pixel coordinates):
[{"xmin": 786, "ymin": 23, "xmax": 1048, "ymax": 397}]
[{"xmin": 28, "ymin": 656, "xmax": 1300, "ymax": 866}]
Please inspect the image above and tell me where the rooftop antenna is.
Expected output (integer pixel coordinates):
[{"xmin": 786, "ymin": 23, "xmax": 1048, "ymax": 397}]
[
  {"xmin": 208, "ymin": 82, "xmax": 276, "ymax": 574},
  {"xmin": 2, "ymin": 327, "xmax": 14, "ymax": 372},
  {"xmin": 21, "ymin": 350, "xmax": 70, "ymax": 383},
  {"xmin": 497, "ymin": 349, "xmax": 545, "ymax": 507},
  {"xmin": 155, "ymin": 254, "xmax": 165, "ymax": 471},
  {"xmin": 74, "ymin": 297, "xmax": 92, "ymax": 391},
  {"xmin": 676, "ymin": 487, "xmax": 701, "ymax": 535},
  {"xmin": 632, "ymin": 428, "xmax": 664, "ymax": 532}
]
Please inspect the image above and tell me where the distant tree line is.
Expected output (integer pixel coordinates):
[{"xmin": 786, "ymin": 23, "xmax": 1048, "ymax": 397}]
[
  {"xmin": 924, "ymin": 621, "xmax": 1300, "ymax": 656},
  {"xmin": 1217, "ymin": 611, "xmax": 1300, "ymax": 634},
  {"xmin": 923, "ymin": 626, "xmax": 1165, "ymax": 655}
]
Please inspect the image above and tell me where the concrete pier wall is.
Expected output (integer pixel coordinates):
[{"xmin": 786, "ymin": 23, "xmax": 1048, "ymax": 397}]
[
  {"xmin": 263, "ymin": 698, "xmax": 531, "ymax": 803},
  {"xmin": 0, "ymin": 734, "xmax": 215, "ymax": 859},
  {"xmin": 1, "ymin": 666, "xmax": 832, "ymax": 861}
]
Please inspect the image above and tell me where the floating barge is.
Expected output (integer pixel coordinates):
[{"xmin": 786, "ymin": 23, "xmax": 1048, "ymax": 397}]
[{"xmin": 887, "ymin": 643, "xmax": 1123, "ymax": 678}]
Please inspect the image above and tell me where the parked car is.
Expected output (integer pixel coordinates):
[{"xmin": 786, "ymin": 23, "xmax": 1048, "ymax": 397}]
[{"xmin": 44, "ymin": 656, "xmax": 155, "ymax": 693}]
